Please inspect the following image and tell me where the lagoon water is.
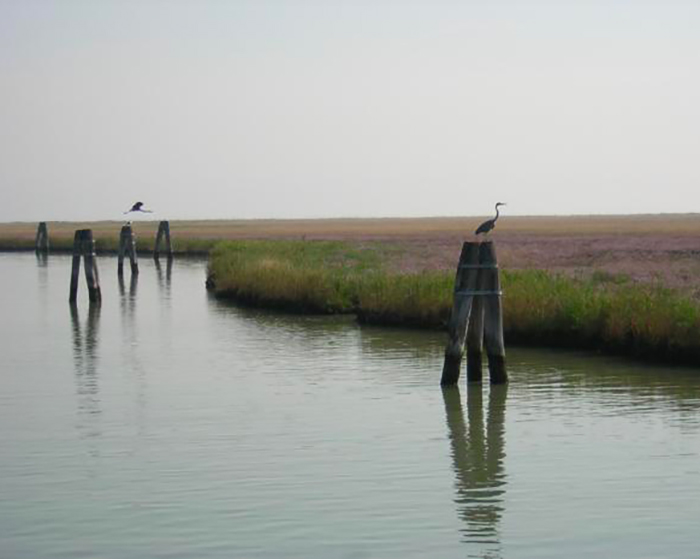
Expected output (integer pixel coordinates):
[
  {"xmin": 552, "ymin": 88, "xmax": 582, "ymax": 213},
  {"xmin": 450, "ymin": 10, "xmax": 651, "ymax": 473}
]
[{"xmin": 1, "ymin": 252, "xmax": 700, "ymax": 558}]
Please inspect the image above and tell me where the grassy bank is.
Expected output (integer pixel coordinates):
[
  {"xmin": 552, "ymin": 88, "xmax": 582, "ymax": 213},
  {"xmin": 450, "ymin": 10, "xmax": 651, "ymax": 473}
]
[
  {"xmin": 208, "ymin": 239, "xmax": 700, "ymax": 364},
  {"xmin": 0, "ymin": 222, "xmax": 216, "ymax": 255}
]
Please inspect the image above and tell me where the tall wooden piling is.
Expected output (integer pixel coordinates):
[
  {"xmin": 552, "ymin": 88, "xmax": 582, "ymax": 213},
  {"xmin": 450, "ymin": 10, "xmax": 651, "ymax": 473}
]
[
  {"xmin": 69, "ymin": 229, "xmax": 101, "ymax": 304},
  {"xmin": 118, "ymin": 225, "xmax": 139, "ymax": 276},
  {"xmin": 480, "ymin": 242, "xmax": 507, "ymax": 384},
  {"xmin": 441, "ymin": 240, "xmax": 507, "ymax": 386},
  {"xmin": 35, "ymin": 222, "xmax": 49, "ymax": 253},
  {"xmin": 154, "ymin": 221, "xmax": 172, "ymax": 259},
  {"xmin": 441, "ymin": 242, "xmax": 480, "ymax": 386},
  {"xmin": 466, "ymin": 291, "xmax": 484, "ymax": 383},
  {"xmin": 69, "ymin": 231, "xmax": 82, "ymax": 302}
]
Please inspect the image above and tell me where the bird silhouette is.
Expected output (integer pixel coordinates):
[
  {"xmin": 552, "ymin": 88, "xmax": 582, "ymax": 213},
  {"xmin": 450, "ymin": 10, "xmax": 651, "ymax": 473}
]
[
  {"xmin": 475, "ymin": 203, "xmax": 506, "ymax": 236},
  {"xmin": 124, "ymin": 202, "xmax": 153, "ymax": 214}
]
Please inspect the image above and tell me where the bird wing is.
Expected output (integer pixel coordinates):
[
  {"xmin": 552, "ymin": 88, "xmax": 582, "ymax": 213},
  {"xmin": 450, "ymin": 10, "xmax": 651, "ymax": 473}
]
[{"xmin": 475, "ymin": 220, "xmax": 493, "ymax": 234}]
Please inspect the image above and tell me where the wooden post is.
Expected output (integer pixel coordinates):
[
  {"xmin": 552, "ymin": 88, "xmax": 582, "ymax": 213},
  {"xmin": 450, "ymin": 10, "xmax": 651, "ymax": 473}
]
[
  {"xmin": 69, "ymin": 231, "xmax": 82, "ymax": 303},
  {"xmin": 441, "ymin": 242, "xmax": 480, "ymax": 386},
  {"xmin": 68, "ymin": 229, "xmax": 102, "ymax": 304},
  {"xmin": 154, "ymin": 220, "xmax": 172, "ymax": 259},
  {"xmin": 466, "ymin": 291, "xmax": 484, "ymax": 383},
  {"xmin": 480, "ymin": 242, "xmax": 507, "ymax": 384},
  {"xmin": 442, "ymin": 240, "xmax": 507, "ymax": 386},
  {"xmin": 118, "ymin": 225, "xmax": 139, "ymax": 276},
  {"xmin": 82, "ymin": 230, "xmax": 101, "ymax": 303},
  {"xmin": 117, "ymin": 226, "xmax": 126, "ymax": 275},
  {"xmin": 35, "ymin": 222, "xmax": 49, "ymax": 253}
]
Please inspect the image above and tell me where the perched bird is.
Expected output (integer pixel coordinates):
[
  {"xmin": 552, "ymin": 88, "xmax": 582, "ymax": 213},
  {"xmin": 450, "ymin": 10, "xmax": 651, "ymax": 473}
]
[
  {"xmin": 475, "ymin": 202, "xmax": 506, "ymax": 236},
  {"xmin": 124, "ymin": 202, "xmax": 153, "ymax": 214}
]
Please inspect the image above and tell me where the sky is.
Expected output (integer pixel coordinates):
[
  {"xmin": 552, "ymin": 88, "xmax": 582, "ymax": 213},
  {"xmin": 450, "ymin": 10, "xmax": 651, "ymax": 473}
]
[{"xmin": 1, "ymin": 0, "xmax": 699, "ymax": 222}]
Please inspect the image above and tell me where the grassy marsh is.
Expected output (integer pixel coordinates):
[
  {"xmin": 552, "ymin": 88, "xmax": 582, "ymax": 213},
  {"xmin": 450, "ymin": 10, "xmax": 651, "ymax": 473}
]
[
  {"xmin": 4, "ymin": 216, "xmax": 700, "ymax": 363},
  {"xmin": 208, "ymin": 239, "xmax": 700, "ymax": 364}
]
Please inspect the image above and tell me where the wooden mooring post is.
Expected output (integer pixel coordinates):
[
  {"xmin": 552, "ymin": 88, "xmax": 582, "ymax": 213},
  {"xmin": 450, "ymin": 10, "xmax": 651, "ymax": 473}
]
[
  {"xmin": 154, "ymin": 221, "xmax": 172, "ymax": 259},
  {"xmin": 118, "ymin": 225, "xmax": 139, "ymax": 276},
  {"xmin": 69, "ymin": 230, "xmax": 102, "ymax": 304},
  {"xmin": 466, "ymin": 286, "xmax": 485, "ymax": 382},
  {"xmin": 35, "ymin": 222, "xmax": 49, "ymax": 253},
  {"xmin": 441, "ymin": 241, "xmax": 507, "ymax": 386}
]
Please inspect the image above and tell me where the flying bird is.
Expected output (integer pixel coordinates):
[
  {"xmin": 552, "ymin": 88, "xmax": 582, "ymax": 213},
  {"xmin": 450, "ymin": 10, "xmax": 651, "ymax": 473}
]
[
  {"xmin": 124, "ymin": 202, "xmax": 153, "ymax": 214},
  {"xmin": 474, "ymin": 202, "xmax": 506, "ymax": 236}
]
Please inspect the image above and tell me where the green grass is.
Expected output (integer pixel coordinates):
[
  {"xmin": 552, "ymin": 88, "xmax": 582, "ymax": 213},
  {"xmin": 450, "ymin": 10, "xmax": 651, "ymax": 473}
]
[
  {"xmin": 208, "ymin": 239, "xmax": 700, "ymax": 364},
  {"xmin": 356, "ymin": 271, "xmax": 453, "ymax": 328},
  {"xmin": 207, "ymin": 240, "xmax": 385, "ymax": 313},
  {"xmin": 0, "ymin": 238, "xmax": 36, "ymax": 251},
  {"xmin": 501, "ymin": 270, "xmax": 700, "ymax": 360}
]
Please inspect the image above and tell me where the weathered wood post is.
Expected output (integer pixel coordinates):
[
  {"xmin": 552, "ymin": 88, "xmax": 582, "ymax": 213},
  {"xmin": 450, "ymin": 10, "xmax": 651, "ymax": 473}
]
[
  {"xmin": 466, "ymin": 290, "xmax": 485, "ymax": 383},
  {"xmin": 154, "ymin": 220, "xmax": 172, "ymax": 259},
  {"xmin": 441, "ymin": 242, "xmax": 480, "ymax": 385},
  {"xmin": 442, "ymin": 240, "xmax": 507, "ymax": 386},
  {"xmin": 35, "ymin": 222, "xmax": 49, "ymax": 253},
  {"xmin": 480, "ymin": 242, "xmax": 507, "ymax": 384},
  {"xmin": 466, "ymin": 242, "xmax": 497, "ymax": 383},
  {"xmin": 69, "ymin": 231, "xmax": 82, "ymax": 302},
  {"xmin": 69, "ymin": 229, "xmax": 101, "ymax": 304},
  {"xmin": 118, "ymin": 224, "xmax": 139, "ymax": 276}
]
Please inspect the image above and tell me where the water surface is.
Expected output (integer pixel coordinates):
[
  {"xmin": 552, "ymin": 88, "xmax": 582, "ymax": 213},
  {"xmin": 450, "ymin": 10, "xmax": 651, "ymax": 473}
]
[{"xmin": 1, "ymin": 253, "xmax": 699, "ymax": 558}]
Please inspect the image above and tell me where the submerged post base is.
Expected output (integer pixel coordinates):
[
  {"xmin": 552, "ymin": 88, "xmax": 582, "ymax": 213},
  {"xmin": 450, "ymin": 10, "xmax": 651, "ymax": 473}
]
[
  {"xmin": 441, "ymin": 352, "xmax": 463, "ymax": 386},
  {"xmin": 467, "ymin": 352, "xmax": 483, "ymax": 383},
  {"xmin": 487, "ymin": 354, "xmax": 508, "ymax": 384}
]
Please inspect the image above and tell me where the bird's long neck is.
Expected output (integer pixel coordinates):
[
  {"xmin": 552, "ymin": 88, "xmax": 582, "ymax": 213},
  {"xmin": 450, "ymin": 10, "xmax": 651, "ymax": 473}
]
[{"xmin": 494, "ymin": 205, "xmax": 500, "ymax": 222}]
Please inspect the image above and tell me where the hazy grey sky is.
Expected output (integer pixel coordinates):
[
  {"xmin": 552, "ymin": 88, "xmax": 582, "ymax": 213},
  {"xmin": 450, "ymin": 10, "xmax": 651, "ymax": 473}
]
[{"xmin": 2, "ymin": 1, "xmax": 699, "ymax": 222}]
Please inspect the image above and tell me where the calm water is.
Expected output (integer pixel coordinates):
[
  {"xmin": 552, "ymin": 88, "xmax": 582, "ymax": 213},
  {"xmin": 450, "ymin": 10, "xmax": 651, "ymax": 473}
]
[{"xmin": 2, "ymin": 252, "xmax": 700, "ymax": 559}]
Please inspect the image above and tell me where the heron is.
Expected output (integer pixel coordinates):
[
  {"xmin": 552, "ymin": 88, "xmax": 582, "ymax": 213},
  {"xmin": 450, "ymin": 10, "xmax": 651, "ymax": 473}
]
[
  {"xmin": 474, "ymin": 202, "xmax": 506, "ymax": 236},
  {"xmin": 124, "ymin": 202, "xmax": 153, "ymax": 214}
]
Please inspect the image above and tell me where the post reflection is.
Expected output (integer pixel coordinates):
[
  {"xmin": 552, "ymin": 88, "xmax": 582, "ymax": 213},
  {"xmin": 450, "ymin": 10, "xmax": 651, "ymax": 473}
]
[
  {"xmin": 69, "ymin": 302, "xmax": 102, "ymax": 442},
  {"xmin": 118, "ymin": 262, "xmax": 148, "ymax": 433},
  {"xmin": 118, "ymin": 268, "xmax": 139, "ymax": 317},
  {"xmin": 154, "ymin": 255, "xmax": 173, "ymax": 298},
  {"xmin": 443, "ymin": 383, "xmax": 508, "ymax": 556},
  {"xmin": 36, "ymin": 252, "xmax": 49, "ymax": 306}
]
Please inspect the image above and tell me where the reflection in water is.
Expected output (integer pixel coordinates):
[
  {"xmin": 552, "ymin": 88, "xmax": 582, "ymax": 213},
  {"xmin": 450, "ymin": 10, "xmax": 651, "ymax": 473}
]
[
  {"xmin": 118, "ymin": 268, "xmax": 141, "ymax": 357},
  {"xmin": 359, "ymin": 324, "xmax": 445, "ymax": 360},
  {"xmin": 69, "ymin": 302, "xmax": 102, "ymax": 442},
  {"xmin": 154, "ymin": 255, "xmax": 173, "ymax": 298},
  {"xmin": 119, "ymin": 269, "xmax": 148, "ymax": 433},
  {"xmin": 118, "ymin": 270, "xmax": 139, "ymax": 316},
  {"xmin": 510, "ymin": 349, "xmax": 700, "ymax": 428},
  {"xmin": 443, "ymin": 384, "xmax": 507, "ymax": 557},
  {"xmin": 35, "ymin": 251, "xmax": 49, "ymax": 268},
  {"xmin": 36, "ymin": 252, "xmax": 49, "ymax": 307}
]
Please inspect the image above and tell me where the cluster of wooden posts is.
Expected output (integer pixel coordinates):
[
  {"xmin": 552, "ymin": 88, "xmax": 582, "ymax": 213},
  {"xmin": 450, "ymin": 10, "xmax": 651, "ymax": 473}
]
[
  {"xmin": 34, "ymin": 222, "xmax": 173, "ymax": 304},
  {"xmin": 40, "ymin": 221, "xmax": 507, "ymax": 383},
  {"xmin": 441, "ymin": 241, "xmax": 507, "ymax": 385}
]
